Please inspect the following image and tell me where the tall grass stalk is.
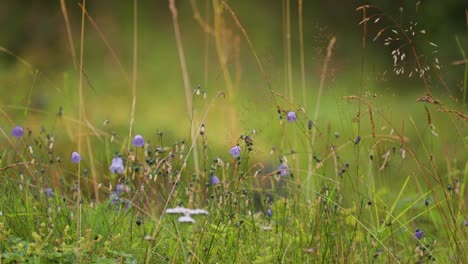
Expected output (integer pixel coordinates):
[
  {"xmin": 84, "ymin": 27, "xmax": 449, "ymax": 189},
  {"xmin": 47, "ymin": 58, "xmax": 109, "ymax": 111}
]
[
  {"xmin": 308, "ymin": 37, "xmax": 336, "ymax": 198},
  {"xmin": 169, "ymin": 0, "xmax": 200, "ymax": 175},
  {"xmin": 212, "ymin": 0, "xmax": 238, "ymax": 137},
  {"xmin": 76, "ymin": 0, "xmax": 86, "ymax": 259},
  {"xmin": 281, "ymin": 0, "xmax": 300, "ymax": 191},
  {"xmin": 59, "ymin": 0, "xmax": 77, "ymax": 69},
  {"xmin": 298, "ymin": 0, "xmax": 306, "ymax": 106},
  {"xmin": 285, "ymin": 0, "xmax": 294, "ymax": 103},
  {"xmin": 144, "ymin": 91, "xmax": 224, "ymax": 264},
  {"xmin": 298, "ymin": 0, "xmax": 314, "ymax": 203},
  {"xmin": 127, "ymin": 0, "xmax": 138, "ymax": 154},
  {"xmin": 80, "ymin": 5, "xmax": 130, "ymax": 83},
  {"xmin": 455, "ymin": 36, "xmax": 467, "ymax": 104}
]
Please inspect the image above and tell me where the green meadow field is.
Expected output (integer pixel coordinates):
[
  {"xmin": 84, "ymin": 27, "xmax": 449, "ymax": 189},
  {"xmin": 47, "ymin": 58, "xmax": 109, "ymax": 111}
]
[{"xmin": 0, "ymin": 1, "xmax": 467, "ymax": 263}]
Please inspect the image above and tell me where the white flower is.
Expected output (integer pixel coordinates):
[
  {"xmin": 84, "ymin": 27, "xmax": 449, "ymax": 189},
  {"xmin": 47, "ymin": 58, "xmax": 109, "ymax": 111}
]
[
  {"xmin": 166, "ymin": 207, "xmax": 208, "ymax": 215},
  {"xmin": 178, "ymin": 215, "xmax": 196, "ymax": 223}
]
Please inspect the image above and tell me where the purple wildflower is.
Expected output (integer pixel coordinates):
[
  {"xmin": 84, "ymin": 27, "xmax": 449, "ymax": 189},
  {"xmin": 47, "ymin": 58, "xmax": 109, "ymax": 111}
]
[
  {"xmin": 132, "ymin": 134, "xmax": 144, "ymax": 147},
  {"xmin": 286, "ymin": 111, "xmax": 297, "ymax": 122},
  {"xmin": 71, "ymin": 152, "xmax": 82, "ymax": 163},
  {"xmin": 267, "ymin": 208, "xmax": 272, "ymax": 217},
  {"xmin": 109, "ymin": 157, "xmax": 124, "ymax": 174},
  {"xmin": 12, "ymin": 126, "xmax": 24, "ymax": 138},
  {"xmin": 229, "ymin": 145, "xmax": 241, "ymax": 158},
  {"xmin": 109, "ymin": 192, "xmax": 120, "ymax": 205},
  {"xmin": 463, "ymin": 221, "xmax": 468, "ymax": 227},
  {"xmin": 45, "ymin": 188, "xmax": 53, "ymax": 198},
  {"xmin": 278, "ymin": 162, "xmax": 290, "ymax": 176},
  {"xmin": 116, "ymin": 184, "xmax": 123, "ymax": 194},
  {"xmin": 210, "ymin": 174, "xmax": 220, "ymax": 185},
  {"xmin": 414, "ymin": 229, "xmax": 424, "ymax": 240}
]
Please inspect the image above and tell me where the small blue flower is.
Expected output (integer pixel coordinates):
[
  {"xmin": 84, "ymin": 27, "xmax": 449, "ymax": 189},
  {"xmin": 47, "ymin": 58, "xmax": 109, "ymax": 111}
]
[
  {"xmin": 71, "ymin": 152, "xmax": 82, "ymax": 163},
  {"xmin": 109, "ymin": 157, "xmax": 124, "ymax": 174},
  {"xmin": 109, "ymin": 192, "xmax": 120, "ymax": 205},
  {"xmin": 414, "ymin": 229, "xmax": 424, "ymax": 240},
  {"xmin": 278, "ymin": 162, "xmax": 290, "ymax": 177},
  {"xmin": 286, "ymin": 111, "xmax": 297, "ymax": 122},
  {"xmin": 229, "ymin": 145, "xmax": 241, "ymax": 158},
  {"xmin": 45, "ymin": 188, "xmax": 53, "ymax": 198},
  {"xmin": 267, "ymin": 208, "xmax": 272, "ymax": 217},
  {"xmin": 12, "ymin": 126, "xmax": 24, "ymax": 138},
  {"xmin": 463, "ymin": 221, "xmax": 468, "ymax": 227},
  {"xmin": 210, "ymin": 174, "xmax": 220, "ymax": 185},
  {"xmin": 133, "ymin": 134, "xmax": 144, "ymax": 147}
]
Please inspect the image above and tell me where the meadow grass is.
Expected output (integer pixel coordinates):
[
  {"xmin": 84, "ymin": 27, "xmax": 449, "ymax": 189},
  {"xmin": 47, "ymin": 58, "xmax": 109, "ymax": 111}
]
[{"xmin": 0, "ymin": 1, "xmax": 467, "ymax": 263}]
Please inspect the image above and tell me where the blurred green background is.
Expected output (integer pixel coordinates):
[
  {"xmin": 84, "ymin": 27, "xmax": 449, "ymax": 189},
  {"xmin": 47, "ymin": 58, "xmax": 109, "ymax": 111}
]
[{"xmin": 0, "ymin": 0, "xmax": 466, "ymax": 164}]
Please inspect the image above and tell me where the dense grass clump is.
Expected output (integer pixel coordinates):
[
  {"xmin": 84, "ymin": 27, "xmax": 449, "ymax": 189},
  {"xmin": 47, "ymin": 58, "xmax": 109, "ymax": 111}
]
[{"xmin": 0, "ymin": 92, "xmax": 466, "ymax": 263}]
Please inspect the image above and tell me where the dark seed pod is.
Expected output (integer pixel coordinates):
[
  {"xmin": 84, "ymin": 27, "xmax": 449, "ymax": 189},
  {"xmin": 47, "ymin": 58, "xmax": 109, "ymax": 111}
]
[
  {"xmin": 354, "ymin": 136, "xmax": 361, "ymax": 144},
  {"xmin": 136, "ymin": 217, "xmax": 143, "ymax": 226}
]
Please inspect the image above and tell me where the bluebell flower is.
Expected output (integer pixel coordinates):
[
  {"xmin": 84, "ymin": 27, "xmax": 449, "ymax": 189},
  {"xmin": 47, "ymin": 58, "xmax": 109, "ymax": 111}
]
[
  {"xmin": 210, "ymin": 174, "xmax": 220, "ymax": 185},
  {"xmin": 414, "ymin": 229, "xmax": 424, "ymax": 240},
  {"xmin": 109, "ymin": 157, "xmax": 124, "ymax": 174},
  {"xmin": 286, "ymin": 111, "xmax": 297, "ymax": 122},
  {"xmin": 267, "ymin": 208, "xmax": 272, "ymax": 217},
  {"xmin": 71, "ymin": 152, "xmax": 82, "ymax": 163},
  {"xmin": 229, "ymin": 145, "xmax": 241, "ymax": 158},
  {"xmin": 45, "ymin": 188, "xmax": 53, "ymax": 198},
  {"xmin": 133, "ymin": 134, "xmax": 144, "ymax": 147},
  {"xmin": 12, "ymin": 126, "xmax": 24, "ymax": 138},
  {"xmin": 278, "ymin": 162, "xmax": 290, "ymax": 176}
]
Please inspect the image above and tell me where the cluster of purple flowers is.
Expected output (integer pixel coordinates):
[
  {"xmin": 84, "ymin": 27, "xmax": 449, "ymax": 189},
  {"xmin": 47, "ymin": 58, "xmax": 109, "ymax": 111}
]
[
  {"xmin": 69, "ymin": 150, "xmax": 125, "ymax": 175},
  {"xmin": 109, "ymin": 184, "xmax": 131, "ymax": 210},
  {"xmin": 68, "ymin": 135, "xmax": 146, "ymax": 175}
]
